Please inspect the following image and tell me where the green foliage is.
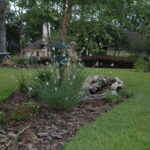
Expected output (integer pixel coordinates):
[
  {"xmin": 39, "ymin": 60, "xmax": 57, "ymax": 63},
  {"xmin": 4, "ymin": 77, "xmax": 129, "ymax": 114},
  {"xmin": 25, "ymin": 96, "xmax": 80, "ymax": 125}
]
[
  {"xmin": 12, "ymin": 56, "xmax": 29, "ymax": 65},
  {"xmin": 36, "ymin": 69, "xmax": 53, "ymax": 82},
  {"xmin": 29, "ymin": 56, "xmax": 40, "ymax": 65},
  {"xmin": 0, "ymin": 101, "xmax": 39, "ymax": 122},
  {"xmin": 16, "ymin": 74, "xmax": 28, "ymax": 91},
  {"xmin": 34, "ymin": 67, "xmax": 86, "ymax": 110},
  {"xmin": 134, "ymin": 57, "xmax": 150, "ymax": 72},
  {"xmin": 106, "ymin": 88, "xmax": 133, "ymax": 103},
  {"xmin": 11, "ymin": 101, "xmax": 40, "ymax": 121},
  {"xmin": 2, "ymin": 60, "xmax": 14, "ymax": 66}
]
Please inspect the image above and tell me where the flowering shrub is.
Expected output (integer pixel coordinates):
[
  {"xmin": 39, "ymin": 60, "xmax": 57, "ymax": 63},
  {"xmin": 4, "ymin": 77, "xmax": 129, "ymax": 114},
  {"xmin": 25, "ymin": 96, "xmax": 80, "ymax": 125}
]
[{"xmin": 33, "ymin": 66, "xmax": 87, "ymax": 110}]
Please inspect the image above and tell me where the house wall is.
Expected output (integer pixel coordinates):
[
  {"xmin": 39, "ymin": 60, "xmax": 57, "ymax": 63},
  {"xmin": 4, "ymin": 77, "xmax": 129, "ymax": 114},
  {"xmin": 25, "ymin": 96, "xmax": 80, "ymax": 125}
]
[{"xmin": 25, "ymin": 48, "xmax": 48, "ymax": 58}]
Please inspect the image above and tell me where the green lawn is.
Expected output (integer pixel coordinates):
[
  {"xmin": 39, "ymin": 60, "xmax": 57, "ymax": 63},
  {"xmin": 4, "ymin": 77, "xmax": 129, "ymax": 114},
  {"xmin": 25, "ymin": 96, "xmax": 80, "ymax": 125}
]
[
  {"xmin": 63, "ymin": 68, "xmax": 150, "ymax": 150},
  {"xmin": 0, "ymin": 68, "xmax": 35, "ymax": 101},
  {"xmin": 0, "ymin": 67, "xmax": 150, "ymax": 150}
]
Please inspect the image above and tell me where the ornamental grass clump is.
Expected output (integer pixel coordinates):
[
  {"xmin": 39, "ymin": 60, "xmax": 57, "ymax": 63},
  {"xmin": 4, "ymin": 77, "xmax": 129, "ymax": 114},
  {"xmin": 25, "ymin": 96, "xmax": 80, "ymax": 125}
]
[{"xmin": 34, "ymin": 66, "xmax": 86, "ymax": 110}]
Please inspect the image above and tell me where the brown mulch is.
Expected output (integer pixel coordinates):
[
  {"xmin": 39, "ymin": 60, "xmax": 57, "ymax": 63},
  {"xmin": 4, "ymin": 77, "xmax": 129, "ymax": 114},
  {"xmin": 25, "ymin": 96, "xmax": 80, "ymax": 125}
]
[{"xmin": 0, "ymin": 92, "xmax": 116, "ymax": 150}]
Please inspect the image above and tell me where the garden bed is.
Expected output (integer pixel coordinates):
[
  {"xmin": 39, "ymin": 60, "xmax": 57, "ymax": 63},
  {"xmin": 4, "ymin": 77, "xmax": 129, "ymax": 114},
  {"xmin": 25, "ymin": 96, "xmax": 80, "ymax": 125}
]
[{"xmin": 0, "ymin": 91, "xmax": 115, "ymax": 150}]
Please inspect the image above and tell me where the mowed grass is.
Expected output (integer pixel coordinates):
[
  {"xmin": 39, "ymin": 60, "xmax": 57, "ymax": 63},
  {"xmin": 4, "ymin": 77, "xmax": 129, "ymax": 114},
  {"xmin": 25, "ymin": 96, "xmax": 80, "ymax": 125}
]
[
  {"xmin": 0, "ymin": 68, "xmax": 36, "ymax": 101},
  {"xmin": 63, "ymin": 68, "xmax": 150, "ymax": 150}
]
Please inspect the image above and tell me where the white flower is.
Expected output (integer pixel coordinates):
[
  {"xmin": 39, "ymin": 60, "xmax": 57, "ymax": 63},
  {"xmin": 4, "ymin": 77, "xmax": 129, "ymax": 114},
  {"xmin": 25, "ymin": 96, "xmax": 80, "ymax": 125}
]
[
  {"xmin": 46, "ymin": 82, "xmax": 49, "ymax": 85},
  {"xmin": 110, "ymin": 63, "xmax": 114, "ymax": 67},
  {"xmin": 89, "ymin": 54, "xmax": 92, "ymax": 56},
  {"xmin": 28, "ymin": 87, "xmax": 33, "ymax": 91},
  {"xmin": 65, "ymin": 97, "xmax": 69, "ymax": 100},
  {"xmin": 55, "ymin": 87, "xmax": 58, "ymax": 91},
  {"xmin": 73, "ymin": 75, "xmax": 76, "ymax": 79},
  {"xmin": 52, "ymin": 47, "xmax": 55, "ymax": 51},
  {"xmin": 46, "ymin": 62, "xmax": 49, "ymax": 65},
  {"xmin": 85, "ymin": 38, "xmax": 88, "ymax": 41}
]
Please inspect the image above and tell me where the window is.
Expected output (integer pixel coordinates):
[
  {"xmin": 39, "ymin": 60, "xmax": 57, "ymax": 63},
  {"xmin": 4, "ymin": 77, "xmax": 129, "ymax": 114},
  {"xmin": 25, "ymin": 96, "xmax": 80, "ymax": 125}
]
[{"xmin": 36, "ymin": 52, "xmax": 40, "ymax": 56}]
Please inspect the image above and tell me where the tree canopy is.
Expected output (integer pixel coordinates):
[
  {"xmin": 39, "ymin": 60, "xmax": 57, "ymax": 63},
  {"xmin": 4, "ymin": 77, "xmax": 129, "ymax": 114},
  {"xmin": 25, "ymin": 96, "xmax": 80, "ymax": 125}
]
[{"xmin": 1, "ymin": 0, "xmax": 150, "ymax": 55}]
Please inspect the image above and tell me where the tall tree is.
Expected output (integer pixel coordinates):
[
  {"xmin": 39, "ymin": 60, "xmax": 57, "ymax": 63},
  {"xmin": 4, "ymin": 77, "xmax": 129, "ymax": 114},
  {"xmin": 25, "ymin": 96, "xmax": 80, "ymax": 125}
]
[
  {"xmin": 60, "ymin": 1, "xmax": 74, "ymax": 42},
  {"xmin": 0, "ymin": 0, "xmax": 6, "ymax": 53}
]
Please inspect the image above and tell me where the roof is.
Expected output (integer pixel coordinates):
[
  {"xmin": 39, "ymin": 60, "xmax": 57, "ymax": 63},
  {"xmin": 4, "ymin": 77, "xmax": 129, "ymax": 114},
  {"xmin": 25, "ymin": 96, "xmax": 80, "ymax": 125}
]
[{"xmin": 24, "ymin": 39, "xmax": 45, "ymax": 50}]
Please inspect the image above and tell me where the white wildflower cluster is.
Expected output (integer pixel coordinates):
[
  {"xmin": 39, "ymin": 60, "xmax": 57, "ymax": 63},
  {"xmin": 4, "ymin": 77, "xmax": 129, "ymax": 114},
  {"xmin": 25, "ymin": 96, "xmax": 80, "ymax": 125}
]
[
  {"xmin": 65, "ymin": 97, "xmax": 69, "ymax": 101},
  {"xmin": 67, "ymin": 62, "xmax": 70, "ymax": 66},
  {"xmin": 73, "ymin": 75, "xmax": 76, "ymax": 79},
  {"xmin": 52, "ymin": 47, "xmax": 55, "ymax": 51},
  {"xmin": 46, "ymin": 62, "xmax": 49, "ymax": 65},
  {"xmin": 46, "ymin": 82, "xmax": 49, "ymax": 85},
  {"xmin": 85, "ymin": 38, "xmax": 88, "ymax": 41},
  {"xmin": 28, "ymin": 87, "xmax": 33, "ymax": 91},
  {"xmin": 55, "ymin": 87, "xmax": 58, "ymax": 91}
]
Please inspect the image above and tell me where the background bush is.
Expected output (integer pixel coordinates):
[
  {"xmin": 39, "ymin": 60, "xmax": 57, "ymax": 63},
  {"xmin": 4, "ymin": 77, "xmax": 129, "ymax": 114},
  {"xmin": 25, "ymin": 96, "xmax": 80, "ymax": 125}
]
[
  {"xmin": 12, "ymin": 56, "xmax": 29, "ymax": 65},
  {"xmin": 134, "ymin": 57, "xmax": 150, "ymax": 72}
]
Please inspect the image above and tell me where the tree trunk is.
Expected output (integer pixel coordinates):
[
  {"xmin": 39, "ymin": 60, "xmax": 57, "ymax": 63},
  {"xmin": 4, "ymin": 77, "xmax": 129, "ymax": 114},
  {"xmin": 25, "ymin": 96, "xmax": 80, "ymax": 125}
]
[
  {"xmin": 0, "ymin": 1, "xmax": 6, "ymax": 53},
  {"xmin": 60, "ymin": 1, "xmax": 74, "ymax": 43}
]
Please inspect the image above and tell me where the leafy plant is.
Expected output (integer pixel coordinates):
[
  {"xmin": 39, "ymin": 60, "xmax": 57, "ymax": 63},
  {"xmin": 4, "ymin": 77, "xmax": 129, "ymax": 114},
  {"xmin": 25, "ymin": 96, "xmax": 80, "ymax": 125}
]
[
  {"xmin": 16, "ymin": 74, "xmax": 28, "ymax": 91},
  {"xmin": 134, "ymin": 57, "xmax": 150, "ymax": 72},
  {"xmin": 34, "ymin": 67, "xmax": 86, "ymax": 110},
  {"xmin": 12, "ymin": 56, "xmax": 28, "ymax": 65},
  {"xmin": 36, "ymin": 69, "xmax": 53, "ymax": 82},
  {"xmin": 106, "ymin": 88, "xmax": 133, "ymax": 103},
  {"xmin": 29, "ymin": 56, "xmax": 40, "ymax": 65},
  {"xmin": 11, "ymin": 101, "xmax": 40, "ymax": 121}
]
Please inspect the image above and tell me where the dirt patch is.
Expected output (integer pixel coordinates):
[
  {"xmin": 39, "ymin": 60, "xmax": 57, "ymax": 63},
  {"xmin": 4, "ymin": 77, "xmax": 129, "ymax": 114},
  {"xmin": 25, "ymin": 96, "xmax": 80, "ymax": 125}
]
[{"xmin": 0, "ymin": 92, "xmax": 115, "ymax": 150}]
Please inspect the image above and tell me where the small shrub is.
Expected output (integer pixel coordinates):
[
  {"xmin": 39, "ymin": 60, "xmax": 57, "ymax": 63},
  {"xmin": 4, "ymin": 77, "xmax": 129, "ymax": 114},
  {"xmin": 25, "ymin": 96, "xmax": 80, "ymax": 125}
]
[
  {"xmin": 36, "ymin": 69, "xmax": 53, "ymax": 82},
  {"xmin": 134, "ymin": 57, "xmax": 150, "ymax": 72},
  {"xmin": 34, "ymin": 67, "xmax": 86, "ymax": 110},
  {"xmin": 29, "ymin": 56, "xmax": 40, "ymax": 65},
  {"xmin": 2, "ymin": 60, "xmax": 14, "ymax": 66},
  {"xmin": 106, "ymin": 88, "xmax": 133, "ymax": 103},
  {"xmin": 11, "ymin": 101, "xmax": 40, "ymax": 121},
  {"xmin": 16, "ymin": 74, "xmax": 28, "ymax": 91},
  {"xmin": 12, "ymin": 56, "xmax": 28, "ymax": 65}
]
